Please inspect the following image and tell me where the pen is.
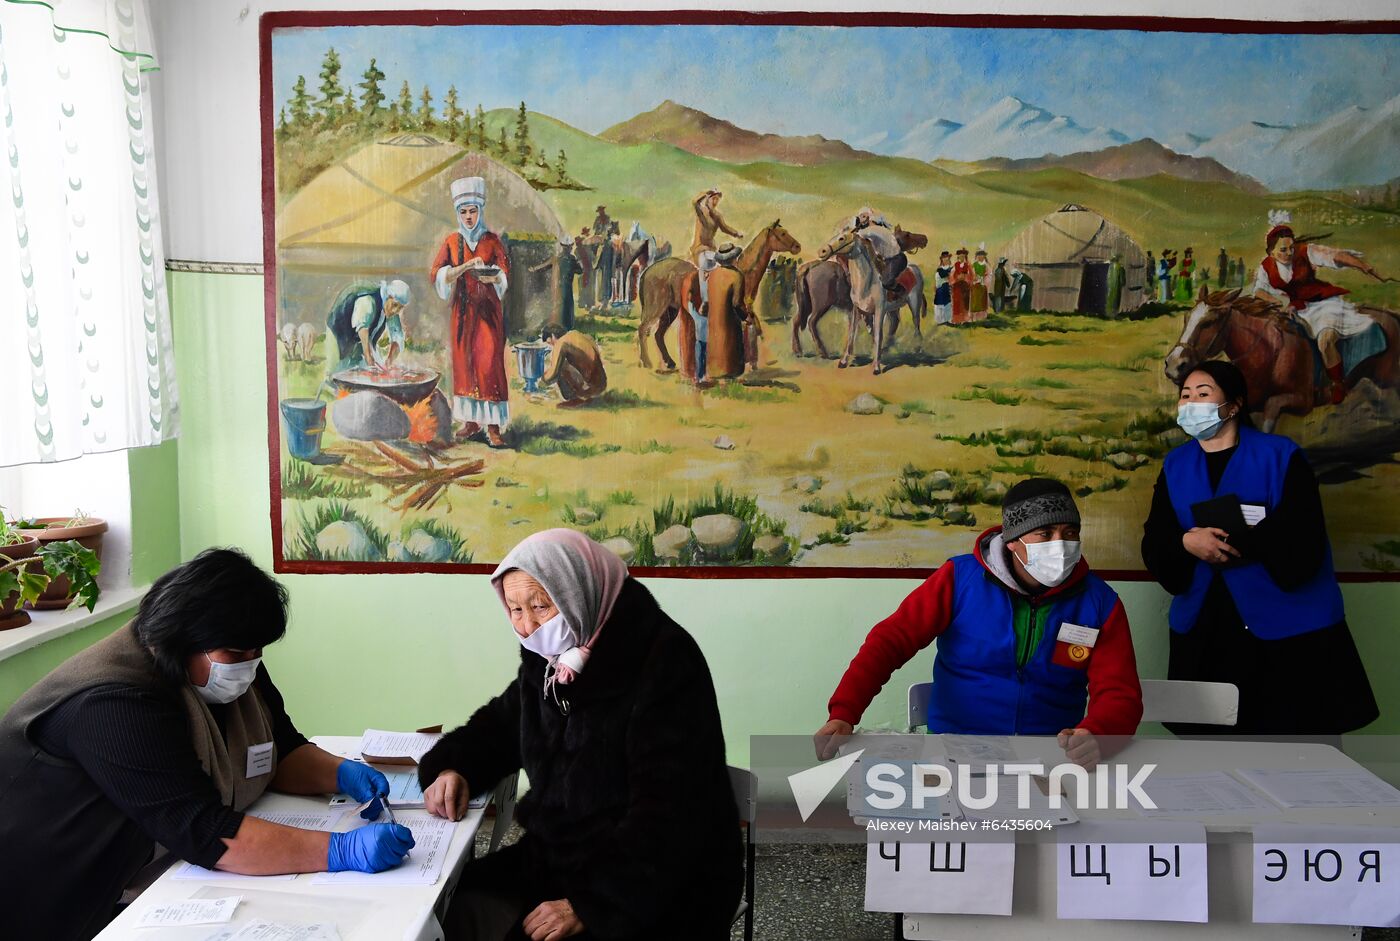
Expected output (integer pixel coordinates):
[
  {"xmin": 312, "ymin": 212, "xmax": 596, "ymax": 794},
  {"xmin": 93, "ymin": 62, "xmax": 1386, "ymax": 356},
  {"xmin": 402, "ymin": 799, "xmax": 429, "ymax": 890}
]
[{"xmin": 380, "ymin": 794, "xmax": 398, "ymax": 826}]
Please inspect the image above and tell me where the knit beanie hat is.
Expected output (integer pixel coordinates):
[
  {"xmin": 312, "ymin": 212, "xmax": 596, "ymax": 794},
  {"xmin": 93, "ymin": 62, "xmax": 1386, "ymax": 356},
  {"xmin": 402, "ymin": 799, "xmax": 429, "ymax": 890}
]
[{"xmin": 1001, "ymin": 478, "xmax": 1080, "ymax": 542}]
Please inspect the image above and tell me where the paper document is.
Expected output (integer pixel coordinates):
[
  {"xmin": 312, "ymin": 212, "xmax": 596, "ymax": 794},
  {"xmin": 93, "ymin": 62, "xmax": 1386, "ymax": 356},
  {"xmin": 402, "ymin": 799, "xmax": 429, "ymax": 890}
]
[
  {"xmin": 954, "ymin": 772, "xmax": 1079, "ymax": 827},
  {"xmin": 1240, "ymin": 503, "xmax": 1267, "ymax": 526},
  {"xmin": 311, "ymin": 809, "xmax": 458, "ymax": 886},
  {"xmin": 1134, "ymin": 771, "xmax": 1279, "ymax": 817},
  {"xmin": 174, "ymin": 810, "xmax": 338, "ymax": 882},
  {"xmin": 942, "ymin": 734, "xmax": 1020, "ymax": 768},
  {"xmin": 136, "ymin": 895, "xmax": 241, "ymax": 928},
  {"xmin": 204, "ymin": 922, "xmax": 343, "ymax": 941},
  {"xmin": 359, "ymin": 729, "xmax": 442, "ymax": 764},
  {"xmin": 1237, "ymin": 768, "xmax": 1400, "ymax": 809}
]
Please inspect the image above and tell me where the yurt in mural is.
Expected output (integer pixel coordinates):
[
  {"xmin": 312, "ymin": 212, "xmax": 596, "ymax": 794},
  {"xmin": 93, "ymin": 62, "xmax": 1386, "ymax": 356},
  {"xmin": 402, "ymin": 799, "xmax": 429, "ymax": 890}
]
[
  {"xmin": 276, "ymin": 135, "xmax": 567, "ymax": 337},
  {"xmin": 998, "ymin": 204, "xmax": 1149, "ymax": 316}
]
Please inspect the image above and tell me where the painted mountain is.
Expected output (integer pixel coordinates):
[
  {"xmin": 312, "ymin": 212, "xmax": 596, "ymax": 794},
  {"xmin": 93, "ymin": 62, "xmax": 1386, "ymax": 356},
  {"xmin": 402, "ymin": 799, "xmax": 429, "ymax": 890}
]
[
  {"xmin": 601, "ymin": 99, "xmax": 873, "ymax": 166},
  {"xmin": 969, "ymin": 139, "xmax": 1268, "ymax": 195},
  {"xmin": 890, "ymin": 96, "xmax": 1130, "ymax": 162},
  {"xmin": 1174, "ymin": 93, "xmax": 1400, "ymax": 191}
]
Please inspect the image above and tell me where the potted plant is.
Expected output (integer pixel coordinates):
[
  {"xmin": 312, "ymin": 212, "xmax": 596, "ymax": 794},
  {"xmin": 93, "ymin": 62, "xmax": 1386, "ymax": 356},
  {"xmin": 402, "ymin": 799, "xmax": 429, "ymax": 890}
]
[
  {"xmin": 0, "ymin": 512, "xmax": 101, "ymax": 631},
  {"xmin": 17, "ymin": 509, "xmax": 108, "ymax": 609}
]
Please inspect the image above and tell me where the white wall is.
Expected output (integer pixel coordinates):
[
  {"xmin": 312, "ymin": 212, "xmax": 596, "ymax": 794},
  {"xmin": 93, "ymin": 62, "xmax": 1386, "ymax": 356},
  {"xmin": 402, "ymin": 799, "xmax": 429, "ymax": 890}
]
[{"xmin": 149, "ymin": 0, "xmax": 1400, "ymax": 264}]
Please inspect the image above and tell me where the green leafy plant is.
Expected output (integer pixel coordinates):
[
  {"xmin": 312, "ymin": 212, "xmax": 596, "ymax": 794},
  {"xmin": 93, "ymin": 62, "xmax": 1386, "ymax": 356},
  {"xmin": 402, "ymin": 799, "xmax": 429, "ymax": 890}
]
[{"xmin": 0, "ymin": 539, "xmax": 102, "ymax": 612}]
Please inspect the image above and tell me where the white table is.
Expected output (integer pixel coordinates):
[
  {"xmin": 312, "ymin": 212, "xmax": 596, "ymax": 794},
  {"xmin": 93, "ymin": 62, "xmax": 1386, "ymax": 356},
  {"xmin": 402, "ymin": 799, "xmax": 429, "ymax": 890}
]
[
  {"xmin": 901, "ymin": 737, "xmax": 1396, "ymax": 940},
  {"xmin": 94, "ymin": 736, "xmax": 486, "ymax": 941}
]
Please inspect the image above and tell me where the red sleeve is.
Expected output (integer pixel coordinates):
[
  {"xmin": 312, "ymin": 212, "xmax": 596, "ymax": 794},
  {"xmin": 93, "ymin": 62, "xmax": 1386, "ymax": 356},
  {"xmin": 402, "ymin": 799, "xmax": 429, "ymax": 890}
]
[
  {"xmin": 827, "ymin": 562, "xmax": 956, "ymax": 726},
  {"xmin": 430, "ymin": 236, "xmax": 453, "ymax": 280},
  {"xmin": 491, "ymin": 235, "xmax": 511, "ymax": 277},
  {"xmin": 1077, "ymin": 598, "xmax": 1143, "ymax": 736}
]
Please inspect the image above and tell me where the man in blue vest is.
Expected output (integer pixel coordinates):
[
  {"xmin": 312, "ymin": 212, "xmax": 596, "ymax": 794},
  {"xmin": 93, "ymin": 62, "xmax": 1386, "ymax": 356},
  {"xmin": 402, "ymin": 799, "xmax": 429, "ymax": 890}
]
[
  {"xmin": 816, "ymin": 478, "xmax": 1143, "ymax": 769},
  {"xmin": 324, "ymin": 279, "xmax": 412, "ymax": 379}
]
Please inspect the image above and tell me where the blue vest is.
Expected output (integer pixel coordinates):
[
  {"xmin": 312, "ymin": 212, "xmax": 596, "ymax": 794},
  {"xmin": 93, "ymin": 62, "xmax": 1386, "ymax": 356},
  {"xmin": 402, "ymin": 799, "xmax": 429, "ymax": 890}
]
[
  {"xmin": 1162, "ymin": 426, "xmax": 1343, "ymax": 639},
  {"xmin": 928, "ymin": 554, "xmax": 1122, "ymax": 735}
]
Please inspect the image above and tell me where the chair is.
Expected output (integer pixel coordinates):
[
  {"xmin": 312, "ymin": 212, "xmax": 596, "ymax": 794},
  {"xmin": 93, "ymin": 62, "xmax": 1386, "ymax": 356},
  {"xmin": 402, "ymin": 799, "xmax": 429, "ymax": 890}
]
[
  {"xmin": 907, "ymin": 681, "xmax": 932, "ymax": 732},
  {"xmin": 1139, "ymin": 679, "xmax": 1239, "ymax": 726},
  {"xmin": 728, "ymin": 765, "xmax": 757, "ymax": 941}
]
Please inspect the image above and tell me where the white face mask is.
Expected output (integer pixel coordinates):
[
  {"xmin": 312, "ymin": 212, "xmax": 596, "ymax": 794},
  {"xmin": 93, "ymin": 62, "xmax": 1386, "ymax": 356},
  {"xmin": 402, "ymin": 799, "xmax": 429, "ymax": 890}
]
[
  {"xmin": 1177, "ymin": 402, "xmax": 1226, "ymax": 440},
  {"xmin": 517, "ymin": 612, "xmax": 575, "ymax": 658},
  {"xmin": 196, "ymin": 653, "xmax": 261, "ymax": 705},
  {"xmin": 1017, "ymin": 538, "xmax": 1082, "ymax": 587}
]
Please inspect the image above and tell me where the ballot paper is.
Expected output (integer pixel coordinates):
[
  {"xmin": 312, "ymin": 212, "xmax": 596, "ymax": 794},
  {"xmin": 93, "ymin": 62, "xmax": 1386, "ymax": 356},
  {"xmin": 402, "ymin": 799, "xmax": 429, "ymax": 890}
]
[
  {"xmin": 310, "ymin": 809, "xmax": 457, "ymax": 886},
  {"xmin": 359, "ymin": 729, "xmax": 441, "ymax": 765},
  {"xmin": 1133, "ymin": 771, "xmax": 1280, "ymax": 817},
  {"xmin": 1237, "ymin": 768, "xmax": 1400, "ymax": 809},
  {"xmin": 203, "ymin": 922, "xmax": 343, "ymax": 941},
  {"xmin": 953, "ymin": 772, "xmax": 1080, "ymax": 827},
  {"xmin": 173, "ymin": 811, "xmax": 339, "ymax": 882},
  {"xmin": 942, "ymin": 734, "xmax": 1021, "ymax": 769},
  {"xmin": 136, "ymin": 895, "xmax": 241, "ymax": 928},
  {"xmin": 329, "ymin": 769, "xmax": 427, "ymax": 810}
]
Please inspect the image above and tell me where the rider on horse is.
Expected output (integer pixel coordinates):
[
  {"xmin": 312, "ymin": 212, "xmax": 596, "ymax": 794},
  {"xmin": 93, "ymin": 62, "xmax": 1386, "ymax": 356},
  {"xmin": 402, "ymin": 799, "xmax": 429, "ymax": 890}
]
[
  {"xmin": 1252, "ymin": 210, "xmax": 1387, "ymax": 404},
  {"xmin": 838, "ymin": 207, "xmax": 909, "ymax": 298}
]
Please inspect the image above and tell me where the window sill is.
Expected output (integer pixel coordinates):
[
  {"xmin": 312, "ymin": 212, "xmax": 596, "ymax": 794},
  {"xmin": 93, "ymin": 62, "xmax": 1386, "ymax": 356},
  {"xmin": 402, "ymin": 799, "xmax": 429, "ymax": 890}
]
[{"xmin": 0, "ymin": 585, "xmax": 148, "ymax": 664}]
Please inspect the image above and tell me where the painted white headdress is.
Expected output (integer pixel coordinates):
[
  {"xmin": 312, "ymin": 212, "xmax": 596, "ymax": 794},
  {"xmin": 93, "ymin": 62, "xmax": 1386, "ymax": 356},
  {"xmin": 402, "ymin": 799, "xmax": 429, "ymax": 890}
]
[{"xmin": 451, "ymin": 177, "xmax": 486, "ymax": 209}]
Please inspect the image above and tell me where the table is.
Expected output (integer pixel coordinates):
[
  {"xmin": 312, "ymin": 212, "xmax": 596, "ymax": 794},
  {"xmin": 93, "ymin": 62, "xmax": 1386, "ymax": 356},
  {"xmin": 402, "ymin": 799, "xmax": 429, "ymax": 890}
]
[
  {"xmin": 901, "ymin": 737, "xmax": 1396, "ymax": 940},
  {"xmin": 94, "ymin": 736, "xmax": 486, "ymax": 941}
]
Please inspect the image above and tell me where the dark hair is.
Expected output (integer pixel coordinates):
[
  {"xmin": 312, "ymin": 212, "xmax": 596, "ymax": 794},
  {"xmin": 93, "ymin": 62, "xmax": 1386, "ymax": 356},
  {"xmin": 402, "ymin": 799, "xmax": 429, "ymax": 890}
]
[
  {"xmin": 1266, "ymin": 225, "xmax": 1295, "ymax": 253},
  {"xmin": 541, "ymin": 322, "xmax": 567, "ymax": 341},
  {"xmin": 135, "ymin": 548, "xmax": 289, "ymax": 685},
  {"xmin": 1177, "ymin": 359, "xmax": 1254, "ymax": 427}
]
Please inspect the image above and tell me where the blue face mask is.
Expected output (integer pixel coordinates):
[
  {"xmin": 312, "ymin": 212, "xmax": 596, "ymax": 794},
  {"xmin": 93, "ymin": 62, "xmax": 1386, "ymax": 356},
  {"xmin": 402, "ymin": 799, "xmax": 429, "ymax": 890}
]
[{"xmin": 1177, "ymin": 402, "xmax": 1225, "ymax": 440}]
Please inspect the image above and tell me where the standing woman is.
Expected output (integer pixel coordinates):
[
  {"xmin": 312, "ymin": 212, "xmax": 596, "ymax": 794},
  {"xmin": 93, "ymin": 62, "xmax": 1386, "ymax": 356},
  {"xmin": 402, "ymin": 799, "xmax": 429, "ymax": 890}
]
[
  {"xmin": 1141, "ymin": 360, "xmax": 1378, "ymax": 736},
  {"xmin": 432, "ymin": 176, "xmax": 512, "ymax": 448},
  {"xmin": 420, "ymin": 530, "xmax": 740, "ymax": 940}
]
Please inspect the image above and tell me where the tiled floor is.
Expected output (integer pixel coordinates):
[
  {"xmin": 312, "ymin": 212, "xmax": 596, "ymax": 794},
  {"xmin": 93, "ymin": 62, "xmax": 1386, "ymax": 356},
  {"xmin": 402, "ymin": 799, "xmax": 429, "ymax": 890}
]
[{"xmin": 475, "ymin": 823, "xmax": 1400, "ymax": 941}]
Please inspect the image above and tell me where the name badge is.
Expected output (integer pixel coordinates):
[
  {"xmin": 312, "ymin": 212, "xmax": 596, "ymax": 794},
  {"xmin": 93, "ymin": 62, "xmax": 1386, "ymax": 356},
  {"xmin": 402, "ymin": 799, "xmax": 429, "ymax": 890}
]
[
  {"xmin": 246, "ymin": 741, "xmax": 274, "ymax": 779},
  {"xmin": 1057, "ymin": 623, "xmax": 1099, "ymax": 648}
]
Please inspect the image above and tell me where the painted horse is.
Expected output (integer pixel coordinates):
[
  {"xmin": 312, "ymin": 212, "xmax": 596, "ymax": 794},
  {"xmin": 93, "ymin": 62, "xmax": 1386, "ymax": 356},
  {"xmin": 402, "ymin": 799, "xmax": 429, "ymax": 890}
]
[
  {"xmin": 1164, "ymin": 286, "xmax": 1400, "ymax": 431},
  {"xmin": 815, "ymin": 230, "xmax": 901, "ymax": 374},
  {"xmin": 793, "ymin": 225, "xmax": 927, "ymax": 358},
  {"xmin": 637, "ymin": 221, "xmax": 801, "ymax": 374}
]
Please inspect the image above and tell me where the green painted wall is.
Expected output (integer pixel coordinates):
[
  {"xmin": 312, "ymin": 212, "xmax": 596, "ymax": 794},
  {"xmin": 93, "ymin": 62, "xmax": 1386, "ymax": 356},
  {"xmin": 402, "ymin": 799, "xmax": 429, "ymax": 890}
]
[{"xmin": 167, "ymin": 269, "xmax": 1399, "ymax": 760}]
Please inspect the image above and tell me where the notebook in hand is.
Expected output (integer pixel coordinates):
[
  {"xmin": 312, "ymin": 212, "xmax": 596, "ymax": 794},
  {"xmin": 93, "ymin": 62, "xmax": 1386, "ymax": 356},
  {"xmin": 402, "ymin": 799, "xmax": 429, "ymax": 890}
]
[{"xmin": 1189, "ymin": 494, "xmax": 1249, "ymax": 567}]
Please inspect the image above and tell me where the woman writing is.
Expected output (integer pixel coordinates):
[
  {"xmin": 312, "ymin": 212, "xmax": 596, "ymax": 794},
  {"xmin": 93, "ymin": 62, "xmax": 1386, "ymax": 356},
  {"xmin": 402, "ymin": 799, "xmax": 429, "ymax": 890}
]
[
  {"xmin": 0, "ymin": 549, "xmax": 413, "ymax": 941},
  {"xmin": 1141, "ymin": 360, "xmax": 1378, "ymax": 736},
  {"xmin": 420, "ymin": 530, "xmax": 741, "ymax": 940}
]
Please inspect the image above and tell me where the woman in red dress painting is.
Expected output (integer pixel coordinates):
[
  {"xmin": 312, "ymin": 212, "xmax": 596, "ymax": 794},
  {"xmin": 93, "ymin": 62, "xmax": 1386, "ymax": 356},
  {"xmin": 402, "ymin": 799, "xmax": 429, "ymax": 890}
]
[{"xmin": 431, "ymin": 176, "xmax": 512, "ymax": 448}]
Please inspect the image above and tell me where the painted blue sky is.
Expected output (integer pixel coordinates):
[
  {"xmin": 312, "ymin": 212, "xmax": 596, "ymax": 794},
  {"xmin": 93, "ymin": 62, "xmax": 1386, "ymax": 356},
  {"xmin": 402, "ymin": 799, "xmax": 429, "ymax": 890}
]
[{"xmin": 271, "ymin": 23, "xmax": 1400, "ymax": 147}]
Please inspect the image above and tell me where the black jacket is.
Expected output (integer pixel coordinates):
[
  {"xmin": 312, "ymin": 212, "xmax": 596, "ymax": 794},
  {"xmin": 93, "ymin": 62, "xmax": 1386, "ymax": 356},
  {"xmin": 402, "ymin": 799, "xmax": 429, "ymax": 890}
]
[{"xmin": 420, "ymin": 578, "xmax": 741, "ymax": 940}]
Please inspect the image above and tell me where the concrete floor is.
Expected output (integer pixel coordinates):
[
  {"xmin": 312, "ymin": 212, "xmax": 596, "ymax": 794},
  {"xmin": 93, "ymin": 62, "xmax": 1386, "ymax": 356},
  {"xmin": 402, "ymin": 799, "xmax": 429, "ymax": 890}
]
[{"xmin": 474, "ymin": 823, "xmax": 1399, "ymax": 941}]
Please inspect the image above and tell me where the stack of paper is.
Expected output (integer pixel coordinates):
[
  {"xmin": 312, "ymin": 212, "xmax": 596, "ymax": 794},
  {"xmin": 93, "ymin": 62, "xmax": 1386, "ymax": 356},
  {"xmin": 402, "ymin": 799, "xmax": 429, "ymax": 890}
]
[
  {"xmin": 359, "ymin": 729, "xmax": 442, "ymax": 765},
  {"xmin": 1134, "ymin": 771, "xmax": 1279, "ymax": 816},
  {"xmin": 311, "ymin": 810, "xmax": 458, "ymax": 886}
]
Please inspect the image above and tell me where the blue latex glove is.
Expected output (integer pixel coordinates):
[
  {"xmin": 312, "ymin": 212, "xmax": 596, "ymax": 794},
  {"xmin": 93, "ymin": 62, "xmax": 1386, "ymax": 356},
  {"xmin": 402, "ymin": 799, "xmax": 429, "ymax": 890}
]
[
  {"xmin": 326, "ymin": 823, "xmax": 415, "ymax": 873},
  {"xmin": 336, "ymin": 760, "xmax": 390, "ymax": 819}
]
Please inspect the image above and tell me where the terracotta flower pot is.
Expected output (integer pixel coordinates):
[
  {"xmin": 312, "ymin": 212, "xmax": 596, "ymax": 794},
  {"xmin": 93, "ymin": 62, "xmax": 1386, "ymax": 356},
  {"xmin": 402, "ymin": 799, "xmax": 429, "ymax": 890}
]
[
  {"xmin": 17, "ymin": 517, "xmax": 107, "ymax": 610},
  {"xmin": 0, "ymin": 535, "xmax": 39, "ymax": 630}
]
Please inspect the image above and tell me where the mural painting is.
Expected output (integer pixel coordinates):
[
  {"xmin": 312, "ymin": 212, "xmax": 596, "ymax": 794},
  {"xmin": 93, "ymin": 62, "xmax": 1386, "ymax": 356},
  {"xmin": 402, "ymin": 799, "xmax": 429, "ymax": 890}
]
[{"xmin": 263, "ymin": 14, "xmax": 1400, "ymax": 575}]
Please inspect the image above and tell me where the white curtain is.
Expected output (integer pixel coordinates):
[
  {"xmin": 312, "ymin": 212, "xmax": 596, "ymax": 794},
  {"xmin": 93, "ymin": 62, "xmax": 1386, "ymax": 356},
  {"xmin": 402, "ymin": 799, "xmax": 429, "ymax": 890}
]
[{"xmin": 0, "ymin": 0, "xmax": 176, "ymax": 467}]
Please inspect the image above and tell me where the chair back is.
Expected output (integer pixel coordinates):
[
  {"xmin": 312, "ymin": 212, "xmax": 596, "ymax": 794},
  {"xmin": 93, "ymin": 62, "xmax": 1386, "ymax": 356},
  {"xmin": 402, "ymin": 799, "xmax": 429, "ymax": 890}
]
[{"xmin": 1140, "ymin": 679, "xmax": 1239, "ymax": 726}]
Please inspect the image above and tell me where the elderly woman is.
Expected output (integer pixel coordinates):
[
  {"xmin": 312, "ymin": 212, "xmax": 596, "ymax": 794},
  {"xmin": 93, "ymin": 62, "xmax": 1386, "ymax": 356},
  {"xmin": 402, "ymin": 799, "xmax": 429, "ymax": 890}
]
[
  {"xmin": 420, "ymin": 530, "xmax": 740, "ymax": 941},
  {"xmin": 0, "ymin": 549, "xmax": 414, "ymax": 941},
  {"xmin": 1141, "ymin": 360, "xmax": 1378, "ymax": 736}
]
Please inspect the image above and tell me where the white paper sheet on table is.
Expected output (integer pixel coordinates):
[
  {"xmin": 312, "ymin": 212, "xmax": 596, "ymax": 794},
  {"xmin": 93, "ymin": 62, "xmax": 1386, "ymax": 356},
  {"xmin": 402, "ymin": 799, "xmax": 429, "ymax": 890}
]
[
  {"xmin": 173, "ymin": 810, "xmax": 340, "ymax": 882},
  {"xmin": 942, "ymin": 734, "xmax": 1021, "ymax": 768},
  {"xmin": 203, "ymin": 921, "xmax": 343, "ymax": 941},
  {"xmin": 359, "ymin": 729, "xmax": 441, "ymax": 763},
  {"xmin": 1237, "ymin": 767, "xmax": 1400, "ymax": 808},
  {"xmin": 954, "ymin": 772, "xmax": 1080, "ymax": 827},
  {"xmin": 310, "ymin": 810, "xmax": 457, "ymax": 886},
  {"xmin": 1252, "ymin": 824, "xmax": 1400, "ymax": 927},
  {"xmin": 1133, "ymin": 771, "xmax": 1279, "ymax": 817},
  {"xmin": 865, "ymin": 839, "xmax": 1015, "ymax": 914},
  {"xmin": 136, "ymin": 895, "xmax": 242, "ymax": 927},
  {"xmin": 1056, "ymin": 820, "xmax": 1208, "ymax": 923}
]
